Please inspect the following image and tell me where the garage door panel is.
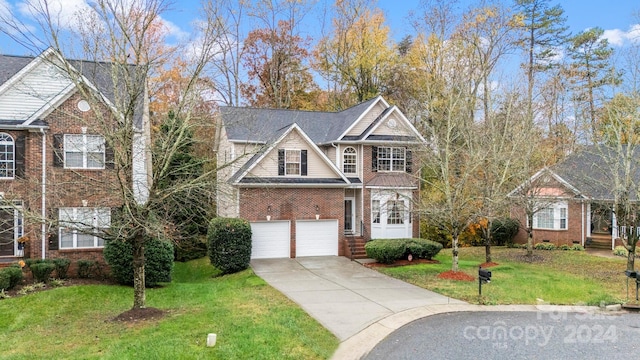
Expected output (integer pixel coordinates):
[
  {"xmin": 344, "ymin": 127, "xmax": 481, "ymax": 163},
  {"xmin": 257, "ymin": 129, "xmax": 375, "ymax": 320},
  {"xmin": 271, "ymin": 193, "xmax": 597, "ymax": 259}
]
[
  {"xmin": 296, "ymin": 220, "xmax": 338, "ymax": 257},
  {"xmin": 250, "ymin": 221, "xmax": 290, "ymax": 259}
]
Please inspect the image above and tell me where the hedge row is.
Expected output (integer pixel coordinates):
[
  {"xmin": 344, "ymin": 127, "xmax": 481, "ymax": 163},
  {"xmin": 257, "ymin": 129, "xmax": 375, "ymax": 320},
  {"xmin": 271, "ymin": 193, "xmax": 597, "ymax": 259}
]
[
  {"xmin": 365, "ymin": 238, "xmax": 443, "ymax": 264},
  {"xmin": 0, "ymin": 265, "xmax": 24, "ymax": 291},
  {"xmin": 103, "ymin": 237, "xmax": 174, "ymax": 287}
]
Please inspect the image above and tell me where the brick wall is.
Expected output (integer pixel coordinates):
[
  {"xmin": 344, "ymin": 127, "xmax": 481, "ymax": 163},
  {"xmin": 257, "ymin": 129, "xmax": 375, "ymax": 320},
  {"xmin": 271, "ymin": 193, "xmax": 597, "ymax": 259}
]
[
  {"xmin": 240, "ymin": 187, "xmax": 345, "ymax": 257},
  {"xmin": 512, "ymin": 200, "xmax": 585, "ymax": 247},
  {"xmin": 2, "ymin": 92, "xmax": 123, "ymax": 264}
]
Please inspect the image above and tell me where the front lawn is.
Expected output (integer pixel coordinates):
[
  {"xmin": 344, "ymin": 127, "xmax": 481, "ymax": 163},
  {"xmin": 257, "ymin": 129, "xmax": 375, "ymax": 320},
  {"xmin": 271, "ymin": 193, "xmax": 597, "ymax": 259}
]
[
  {"xmin": 376, "ymin": 247, "xmax": 628, "ymax": 305},
  {"xmin": 0, "ymin": 258, "xmax": 338, "ymax": 359}
]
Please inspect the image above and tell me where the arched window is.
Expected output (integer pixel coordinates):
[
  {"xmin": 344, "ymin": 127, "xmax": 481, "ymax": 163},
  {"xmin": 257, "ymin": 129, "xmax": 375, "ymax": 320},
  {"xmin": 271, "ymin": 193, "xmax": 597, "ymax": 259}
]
[
  {"xmin": 343, "ymin": 147, "xmax": 357, "ymax": 174},
  {"xmin": 0, "ymin": 133, "xmax": 14, "ymax": 178}
]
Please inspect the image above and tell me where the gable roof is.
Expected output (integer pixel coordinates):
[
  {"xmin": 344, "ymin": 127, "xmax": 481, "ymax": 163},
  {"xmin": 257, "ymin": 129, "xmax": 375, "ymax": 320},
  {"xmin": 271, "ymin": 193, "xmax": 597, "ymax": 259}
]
[
  {"xmin": 220, "ymin": 96, "xmax": 423, "ymax": 145},
  {"xmin": 229, "ymin": 123, "xmax": 350, "ymax": 186},
  {"xmin": 0, "ymin": 49, "xmax": 144, "ymax": 129},
  {"xmin": 510, "ymin": 146, "xmax": 640, "ymax": 201}
]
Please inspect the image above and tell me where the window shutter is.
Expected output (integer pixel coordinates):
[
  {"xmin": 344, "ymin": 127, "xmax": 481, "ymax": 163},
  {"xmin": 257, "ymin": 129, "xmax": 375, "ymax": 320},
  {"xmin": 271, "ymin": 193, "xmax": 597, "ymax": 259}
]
[
  {"xmin": 371, "ymin": 146, "xmax": 378, "ymax": 172},
  {"xmin": 406, "ymin": 149, "xmax": 412, "ymax": 173},
  {"xmin": 105, "ymin": 140, "xmax": 114, "ymax": 169},
  {"xmin": 15, "ymin": 135, "xmax": 25, "ymax": 178},
  {"xmin": 278, "ymin": 149, "xmax": 285, "ymax": 175},
  {"xmin": 53, "ymin": 134, "xmax": 64, "ymax": 167},
  {"xmin": 301, "ymin": 150, "xmax": 307, "ymax": 176}
]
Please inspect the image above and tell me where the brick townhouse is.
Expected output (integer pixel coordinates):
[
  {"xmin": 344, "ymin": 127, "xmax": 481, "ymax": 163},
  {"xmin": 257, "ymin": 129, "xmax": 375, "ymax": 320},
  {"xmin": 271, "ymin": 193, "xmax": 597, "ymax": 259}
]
[{"xmin": 0, "ymin": 49, "xmax": 149, "ymax": 265}]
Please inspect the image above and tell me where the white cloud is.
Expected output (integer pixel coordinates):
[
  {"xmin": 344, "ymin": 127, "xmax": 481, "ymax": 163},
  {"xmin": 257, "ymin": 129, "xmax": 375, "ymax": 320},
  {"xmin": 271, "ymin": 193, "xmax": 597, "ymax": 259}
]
[
  {"xmin": 17, "ymin": 0, "xmax": 93, "ymax": 31},
  {"xmin": 159, "ymin": 16, "xmax": 188, "ymax": 41},
  {"xmin": 602, "ymin": 24, "xmax": 640, "ymax": 46}
]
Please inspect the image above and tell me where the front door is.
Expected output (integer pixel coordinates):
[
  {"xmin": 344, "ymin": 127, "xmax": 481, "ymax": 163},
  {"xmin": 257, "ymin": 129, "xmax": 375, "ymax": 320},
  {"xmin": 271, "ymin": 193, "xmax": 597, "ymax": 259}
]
[
  {"xmin": 344, "ymin": 198, "xmax": 355, "ymax": 234},
  {"xmin": 0, "ymin": 207, "xmax": 15, "ymax": 256}
]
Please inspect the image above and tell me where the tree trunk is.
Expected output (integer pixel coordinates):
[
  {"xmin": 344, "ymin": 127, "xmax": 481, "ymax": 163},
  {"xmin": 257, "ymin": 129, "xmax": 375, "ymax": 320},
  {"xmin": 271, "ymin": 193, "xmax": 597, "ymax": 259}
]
[
  {"xmin": 526, "ymin": 213, "xmax": 534, "ymax": 258},
  {"xmin": 132, "ymin": 236, "xmax": 146, "ymax": 309},
  {"xmin": 485, "ymin": 221, "xmax": 492, "ymax": 264},
  {"xmin": 626, "ymin": 236, "xmax": 637, "ymax": 272},
  {"xmin": 452, "ymin": 234, "xmax": 459, "ymax": 272}
]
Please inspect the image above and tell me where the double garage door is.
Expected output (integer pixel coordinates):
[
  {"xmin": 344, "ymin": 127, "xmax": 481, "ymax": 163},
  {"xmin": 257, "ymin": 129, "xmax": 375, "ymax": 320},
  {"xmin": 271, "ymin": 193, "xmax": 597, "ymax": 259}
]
[{"xmin": 250, "ymin": 220, "xmax": 338, "ymax": 259}]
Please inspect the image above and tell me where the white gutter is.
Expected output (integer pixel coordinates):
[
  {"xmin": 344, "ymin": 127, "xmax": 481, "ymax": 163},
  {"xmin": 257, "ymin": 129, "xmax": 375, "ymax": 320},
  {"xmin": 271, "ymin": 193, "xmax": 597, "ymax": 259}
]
[{"xmin": 40, "ymin": 128, "xmax": 46, "ymax": 259}]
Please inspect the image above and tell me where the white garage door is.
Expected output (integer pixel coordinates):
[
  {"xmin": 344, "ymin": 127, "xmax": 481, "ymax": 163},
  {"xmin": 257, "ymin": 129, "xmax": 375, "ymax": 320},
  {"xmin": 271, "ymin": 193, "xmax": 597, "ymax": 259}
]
[
  {"xmin": 296, "ymin": 220, "xmax": 338, "ymax": 257},
  {"xmin": 250, "ymin": 221, "xmax": 290, "ymax": 259}
]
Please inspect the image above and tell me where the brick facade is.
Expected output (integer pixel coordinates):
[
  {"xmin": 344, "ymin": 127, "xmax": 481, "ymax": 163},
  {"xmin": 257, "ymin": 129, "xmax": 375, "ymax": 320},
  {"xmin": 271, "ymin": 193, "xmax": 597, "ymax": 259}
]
[
  {"xmin": 512, "ymin": 200, "xmax": 585, "ymax": 247},
  {"xmin": 2, "ymin": 92, "xmax": 122, "ymax": 264},
  {"xmin": 240, "ymin": 187, "xmax": 346, "ymax": 257}
]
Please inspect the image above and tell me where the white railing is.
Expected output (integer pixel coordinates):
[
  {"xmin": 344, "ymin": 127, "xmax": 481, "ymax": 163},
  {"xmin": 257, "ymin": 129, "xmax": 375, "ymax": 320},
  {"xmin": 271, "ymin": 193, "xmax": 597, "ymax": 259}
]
[{"xmin": 618, "ymin": 226, "xmax": 640, "ymax": 239}]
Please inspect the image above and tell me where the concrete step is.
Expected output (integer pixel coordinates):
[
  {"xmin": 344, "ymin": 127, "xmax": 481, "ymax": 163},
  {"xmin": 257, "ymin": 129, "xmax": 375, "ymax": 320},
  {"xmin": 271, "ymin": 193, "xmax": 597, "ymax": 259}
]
[{"xmin": 588, "ymin": 241, "xmax": 612, "ymax": 250}]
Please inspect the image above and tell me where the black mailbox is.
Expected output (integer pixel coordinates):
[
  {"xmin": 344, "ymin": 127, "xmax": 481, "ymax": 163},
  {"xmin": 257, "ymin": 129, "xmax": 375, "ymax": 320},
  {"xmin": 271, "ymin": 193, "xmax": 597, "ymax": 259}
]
[
  {"xmin": 479, "ymin": 268, "xmax": 492, "ymax": 283},
  {"xmin": 626, "ymin": 270, "xmax": 637, "ymax": 278}
]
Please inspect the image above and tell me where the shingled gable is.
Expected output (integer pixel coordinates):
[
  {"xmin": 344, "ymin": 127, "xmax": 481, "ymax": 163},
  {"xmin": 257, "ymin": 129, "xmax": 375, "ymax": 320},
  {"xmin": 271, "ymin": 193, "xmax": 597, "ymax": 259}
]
[{"xmin": 229, "ymin": 123, "xmax": 350, "ymax": 186}]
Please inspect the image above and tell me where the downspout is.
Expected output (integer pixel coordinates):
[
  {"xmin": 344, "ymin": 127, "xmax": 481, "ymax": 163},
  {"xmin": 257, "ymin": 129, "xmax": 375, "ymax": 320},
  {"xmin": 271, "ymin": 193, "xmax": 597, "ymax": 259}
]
[
  {"xmin": 40, "ymin": 128, "xmax": 46, "ymax": 259},
  {"xmin": 581, "ymin": 201, "xmax": 584, "ymax": 247}
]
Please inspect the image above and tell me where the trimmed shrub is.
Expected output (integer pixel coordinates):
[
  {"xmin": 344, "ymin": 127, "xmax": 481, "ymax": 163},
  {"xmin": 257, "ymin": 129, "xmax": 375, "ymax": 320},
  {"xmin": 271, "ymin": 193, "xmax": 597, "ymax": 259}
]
[
  {"xmin": 30, "ymin": 262, "xmax": 55, "ymax": 283},
  {"xmin": 365, "ymin": 239, "xmax": 406, "ymax": 264},
  {"xmin": 405, "ymin": 238, "xmax": 443, "ymax": 260},
  {"xmin": 175, "ymin": 235, "xmax": 208, "ymax": 262},
  {"xmin": 104, "ymin": 237, "xmax": 174, "ymax": 286},
  {"xmin": 53, "ymin": 258, "xmax": 71, "ymax": 279},
  {"xmin": 3, "ymin": 266, "xmax": 24, "ymax": 289},
  {"xmin": 207, "ymin": 218, "xmax": 252, "ymax": 274},
  {"xmin": 491, "ymin": 218, "xmax": 520, "ymax": 246},
  {"xmin": 558, "ymin": 244, "xmax": 571, "ymax": 250},
  {"xmin": 76, "ymin": 260, "xmax": 95, "ymax": 279},
  {"xmin": 571, "ymin": 244, "xmax": 585, "ymax": 251},
  {"xmin": 613, "ymin": 246, "xmax": 628, "ymax": 257},
  {"xmin": 534, "ymin": 242, "xmax": 556, "ymax": 250},
  {"xmin": 0, "ymin": 271, "xmax": 9, "ymax": 291}
]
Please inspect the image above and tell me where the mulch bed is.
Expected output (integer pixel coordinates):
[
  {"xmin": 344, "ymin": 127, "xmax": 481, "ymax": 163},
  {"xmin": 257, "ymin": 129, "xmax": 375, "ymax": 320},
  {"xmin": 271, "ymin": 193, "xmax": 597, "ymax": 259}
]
[
  {"xmin": 111, "ymin": 307, "xmax": 166, "ymax": 322},
  {"xmin": 364, "ymin": 258, "xmax": 440, "ymax": 268},
  {"xmin": 437, "ymin": 270, "xmax": 475, "ymax": 281}
]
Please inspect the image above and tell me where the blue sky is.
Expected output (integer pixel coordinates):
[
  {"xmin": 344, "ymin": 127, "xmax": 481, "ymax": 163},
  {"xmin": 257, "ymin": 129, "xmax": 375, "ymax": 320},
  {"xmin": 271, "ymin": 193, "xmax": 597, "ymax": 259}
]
[{"xmin": 1, "ymin": 0, "xmax": 638, "ymax": 55}]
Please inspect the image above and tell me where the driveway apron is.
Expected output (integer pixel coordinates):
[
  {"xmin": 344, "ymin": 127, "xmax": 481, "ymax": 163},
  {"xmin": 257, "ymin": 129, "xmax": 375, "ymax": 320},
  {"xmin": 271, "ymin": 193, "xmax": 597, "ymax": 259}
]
[{"xmin": 251, "ymin": 256, "xmax": 465, "ymax": 341}]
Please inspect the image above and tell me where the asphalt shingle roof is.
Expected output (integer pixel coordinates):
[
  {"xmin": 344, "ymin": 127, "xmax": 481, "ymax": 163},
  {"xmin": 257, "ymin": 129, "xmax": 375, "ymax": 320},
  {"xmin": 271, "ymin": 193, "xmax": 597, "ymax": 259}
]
[{"xmin": 221, "ymin": 97, "xmax": 380, "ymax": 144}]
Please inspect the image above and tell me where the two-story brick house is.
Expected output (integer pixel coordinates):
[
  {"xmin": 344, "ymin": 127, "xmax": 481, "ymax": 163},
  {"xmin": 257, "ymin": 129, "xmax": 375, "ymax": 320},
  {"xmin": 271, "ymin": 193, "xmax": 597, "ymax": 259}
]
[
  {"xmin": 0, "ymin": 49, "xmax": 149, "ymax": 264},
  {"xmin": 217, "ymin": 96, "xmax": 426, "ymax": 259}
]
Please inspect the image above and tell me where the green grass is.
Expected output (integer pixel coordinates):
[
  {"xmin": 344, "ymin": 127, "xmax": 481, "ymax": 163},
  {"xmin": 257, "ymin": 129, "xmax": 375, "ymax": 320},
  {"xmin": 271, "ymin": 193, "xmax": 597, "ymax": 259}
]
[
  {"xmin": 0, "ymin": 258, "xmax": 338, "ymax": 359},
  {"xmin": 377, "ymin": 247, "xmax": 628, "ymax": 306}
]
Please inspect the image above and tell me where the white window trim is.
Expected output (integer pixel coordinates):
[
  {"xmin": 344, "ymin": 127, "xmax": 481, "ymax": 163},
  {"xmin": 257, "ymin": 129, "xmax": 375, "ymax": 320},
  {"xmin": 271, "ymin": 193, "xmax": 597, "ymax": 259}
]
[
  {"xmin": 387, "ymin": 200, "xmax": 405, "ymax": 225},
  {"xmin": 377, "ymin": 146, "xmax": 406, "ymax": 172},
  {"xmin": 533, "ymin": 202, "xmax": 568, "ymax": 230},
  {"xmin": 284, "ymin": 149, "xmax": 301, "ymax": 176},
  {"xmin": 64, "ymin": 134, "xmax": 106, "ymax": 170},
  {"xmin": 58, "ymin": 207, "xmax": 110, "ymax": 249},
  {"xmin": 372, "ymin": 200, "xmax": 380, "ymax": 224},
  {"xmin": 343, "ymin": 147, "xmax": 357, "ymax": 174},
  {"xmin": 0, "ymin": 133, "xmax": 15, "ymax": 179}
]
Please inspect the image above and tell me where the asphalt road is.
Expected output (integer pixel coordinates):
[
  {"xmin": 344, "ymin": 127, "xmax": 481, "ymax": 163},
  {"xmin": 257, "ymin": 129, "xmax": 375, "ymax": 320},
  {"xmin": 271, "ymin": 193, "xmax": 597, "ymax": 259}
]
[{"xmin": 365, "ymin": 311, "xmax": 640, "ymax": 360}]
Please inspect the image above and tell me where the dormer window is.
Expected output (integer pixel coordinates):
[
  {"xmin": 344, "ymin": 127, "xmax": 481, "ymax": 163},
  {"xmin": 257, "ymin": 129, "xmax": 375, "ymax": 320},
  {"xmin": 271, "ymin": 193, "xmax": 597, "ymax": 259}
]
[{"xmin": 343, "ymin": 147, "xmax": 357, "ymax": 174}]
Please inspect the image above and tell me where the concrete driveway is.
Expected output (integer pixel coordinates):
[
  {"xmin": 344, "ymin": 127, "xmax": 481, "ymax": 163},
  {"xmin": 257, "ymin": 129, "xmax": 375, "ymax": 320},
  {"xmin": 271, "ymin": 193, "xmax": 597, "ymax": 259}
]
[{"xmin": 251, "ymin": 256, "xmax": 465, "ymax": 341}]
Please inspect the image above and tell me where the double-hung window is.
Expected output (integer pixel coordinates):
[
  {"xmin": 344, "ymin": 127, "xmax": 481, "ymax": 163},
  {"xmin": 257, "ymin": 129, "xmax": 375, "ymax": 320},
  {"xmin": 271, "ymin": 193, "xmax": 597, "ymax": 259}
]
[
  {"xmin": 387, "ymin": 200, "xmax": 405, "ymax": 225},
  {"xmin": 59, "ymin": 207, "xmax": 110, "ymax": 248},
  {"xmin": 377, "ymin": 147, "xmax": 405, "ymax": 172},
  {"xmin": 0, "ymin": 133, "xmax": 14, "ymax": 178},
  {"xmin": 343, "ymin": 147, "xmax": 357, "ymax": 174},
  {"xmin": 372, "ymin": 200, "xmax": 380, "ymax": 224},
  {"xmin": 64, "ymin": 134, "xmax": 105, "ymax": 169},
  {"xmin": 533, "ymin": 202, "xmax": 568, "ymax": 230},
  {"xmin": 285, "ymin": 149, "xmax": 301, "ymax": 175}
]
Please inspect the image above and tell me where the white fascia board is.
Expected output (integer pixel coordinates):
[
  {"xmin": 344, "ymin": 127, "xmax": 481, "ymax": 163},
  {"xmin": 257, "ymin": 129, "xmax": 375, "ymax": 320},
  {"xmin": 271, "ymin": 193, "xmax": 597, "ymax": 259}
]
[
  {"xmin": 336, "ymin": 96, "xmax": 389, "ymax": 140},
  {"xmin": 507, "ymin": 167, "xmax": 582, "ymax": 198}
]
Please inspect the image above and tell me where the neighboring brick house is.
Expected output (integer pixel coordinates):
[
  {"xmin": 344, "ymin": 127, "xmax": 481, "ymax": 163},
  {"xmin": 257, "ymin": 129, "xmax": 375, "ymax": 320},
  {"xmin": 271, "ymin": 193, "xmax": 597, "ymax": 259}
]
[
  {"xmin": 0, "ymin": 49, "xmax": 149, "ymax": 265},
  {"xmin": 509, "ymin": 147, "xmax": 632, "ymax": 250},
  {"xmin": 217, "ymin": 96, "xmax": 426, "ymax": 259}
]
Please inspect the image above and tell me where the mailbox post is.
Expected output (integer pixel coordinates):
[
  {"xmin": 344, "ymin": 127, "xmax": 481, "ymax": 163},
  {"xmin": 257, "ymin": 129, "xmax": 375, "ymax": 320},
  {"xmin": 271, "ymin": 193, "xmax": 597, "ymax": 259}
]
[{"xmin": 479, "ymin": 266, "xmax": 492, "ymax": 296}]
